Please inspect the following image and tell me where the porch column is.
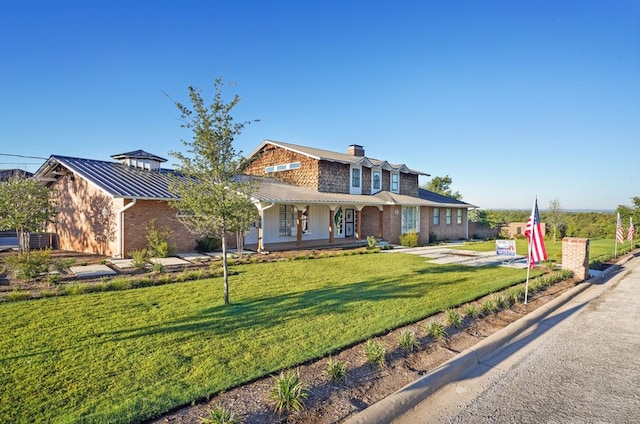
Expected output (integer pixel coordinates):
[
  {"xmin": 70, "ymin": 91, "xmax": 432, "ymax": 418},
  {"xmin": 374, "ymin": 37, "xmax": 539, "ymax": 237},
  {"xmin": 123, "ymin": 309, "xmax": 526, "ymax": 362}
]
[
  {"xmin": 378, "ymin": 206, "xmax": 384, "ymax": 239},
  {"xmin": 257, "ymin": 219, "xmax": 263, "ymax": 252},
  {"xmin": 329, "ymin": 209, "xmax": 335, "ymax": 243},
  {"xmin": 296, "ymin": 209, "xmax": 303, "ymax": 246},
  {"xmin": 356, "ymin": 209, "xmax": 362, "ymax": 240}
]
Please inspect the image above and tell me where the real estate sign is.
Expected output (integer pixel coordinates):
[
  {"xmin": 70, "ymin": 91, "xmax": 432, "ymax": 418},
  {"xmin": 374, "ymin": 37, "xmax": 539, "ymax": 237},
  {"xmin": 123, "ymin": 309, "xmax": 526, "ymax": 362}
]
[{"xmin": 496, "ymin": 239, "xmax": 516, "ymax": 256}]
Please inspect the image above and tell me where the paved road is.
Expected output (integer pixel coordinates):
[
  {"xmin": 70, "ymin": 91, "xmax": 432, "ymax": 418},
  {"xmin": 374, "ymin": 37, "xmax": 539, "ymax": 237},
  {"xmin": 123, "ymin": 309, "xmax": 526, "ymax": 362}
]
[{"xmin": 394, "ymin": 255, "xmax": 640, "ymax": 423}]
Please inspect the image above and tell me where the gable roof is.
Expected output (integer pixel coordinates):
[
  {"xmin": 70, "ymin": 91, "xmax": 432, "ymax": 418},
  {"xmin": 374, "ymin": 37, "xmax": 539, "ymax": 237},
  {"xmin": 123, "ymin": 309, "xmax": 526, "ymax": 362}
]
[
  {"xmin": 247, "ymin": 140, "xmax": 429, "ymax": 176},
  {"xmin": 34, "ymin": 155, "xmax": 182, "ymax": 200}
]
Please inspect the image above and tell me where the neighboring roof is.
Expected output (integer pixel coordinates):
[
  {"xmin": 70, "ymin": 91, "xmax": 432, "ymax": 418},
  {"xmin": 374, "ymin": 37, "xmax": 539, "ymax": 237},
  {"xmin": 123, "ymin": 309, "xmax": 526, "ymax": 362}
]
[
  {"xmin": 0, "ymin": 169, "xmax": 33, "ymax": 182},
  {"xmin": 34, "ymin": 155, "xmax": 182, "ymax": 200},
  {"xmin": 247, "ymin": 140, "xmax": 429, "ymax": 176},
  {"xmin": 418, "ymin": 188, "xmax": 477, "ymax": 208}
]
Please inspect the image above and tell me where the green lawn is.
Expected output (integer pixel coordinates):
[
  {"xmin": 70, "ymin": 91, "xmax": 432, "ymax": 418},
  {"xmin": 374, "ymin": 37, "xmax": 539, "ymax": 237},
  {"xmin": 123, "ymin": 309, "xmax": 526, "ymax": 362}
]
[
  {"xmin": 455, "ymin": 238, "xmax": 636, "ymax": 264},
  {"xmin": 0, "ymin": 253, "xmax": 538, "ymax": 423}
]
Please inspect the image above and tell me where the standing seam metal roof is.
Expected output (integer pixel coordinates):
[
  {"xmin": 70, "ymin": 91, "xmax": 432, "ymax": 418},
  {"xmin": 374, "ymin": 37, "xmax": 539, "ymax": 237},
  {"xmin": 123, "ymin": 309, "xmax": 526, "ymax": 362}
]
[{"xmin": 38, "ymin": 155, "xmax": 182, "ymax": 199}]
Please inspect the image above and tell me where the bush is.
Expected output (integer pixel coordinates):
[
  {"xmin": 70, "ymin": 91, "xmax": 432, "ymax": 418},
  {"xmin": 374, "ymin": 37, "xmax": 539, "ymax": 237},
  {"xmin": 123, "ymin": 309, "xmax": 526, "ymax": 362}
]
[
  {"xmin": 325, "ymin": 357, "xmax": 348, "ymax": 381},
  {"xmin": 399, "ymin": 231, "xmax": 419, "ymax": 248},
  {"xmin": 199, "ymin": 405, "xmax": 240, "ymax": 424},
  {"xmin": 269, "ymin": 370, "xmax": 309, "ymax": 414},
  {"xmin": 196, "ymin": 235, "xmax": 221, "ymax": 252},
  {"xmin": 425, "ymin": 320, "xmax": 447, "ymax": 341},
  {"xmin": 145, "ymin": 219, "xmax": 174, "ymax": 257},
  {"xmin": 445, "ymin": 309, "xmax": 462, "ymax": 328},
  {"xmin": 366, "ymin": 236, "xmax": 377, "ymax": 250},
  {"xmin": 398, "ymin": 329, "xmax": 420, "ymax": 351},
  {"xmin": 464, "ymin": 304, "xmax": 480, "ymax": 318},
  {"xmin": 129, "ymin": 248, "xmax": 148, "ymax": 270},
  {"xmin": 3, "ymin": 249, "xmax": 52, "ymax": 281},
  {"xmin": 6, "ymin": 290, "xmax": 32, "ymax": 302},
  {"xmin": 363, "ymin": 339, "xmax": 386, "ymax": 367}
]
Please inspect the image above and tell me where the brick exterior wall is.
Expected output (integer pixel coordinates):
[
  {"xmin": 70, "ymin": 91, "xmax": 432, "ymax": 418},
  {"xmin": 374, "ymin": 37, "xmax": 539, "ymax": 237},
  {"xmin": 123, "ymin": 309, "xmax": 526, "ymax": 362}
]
[
  {"xmin": 49, "ymin": 174, "xmax": 120, "ymax": 256},
  {"xmin": 122, "ymin": 200, "xmax": 197, "ymax": 256},
  {"xmin": 562, "ymin": 237, "xmax": 590, "ymax": 281},
  {"xmin": 360, "ymin": 206, "xmax": 382, "ymax": 239},
  {"xmin": 243, "ymin": 146, "xmax": 320, "ymax": 190},
  {"xmin": 48, "ymin": 174, "xmax": 197, "ymax": 257},
  {"xmin": 428, "ymin": 207, "xmax": 468, "ymax": 241}
]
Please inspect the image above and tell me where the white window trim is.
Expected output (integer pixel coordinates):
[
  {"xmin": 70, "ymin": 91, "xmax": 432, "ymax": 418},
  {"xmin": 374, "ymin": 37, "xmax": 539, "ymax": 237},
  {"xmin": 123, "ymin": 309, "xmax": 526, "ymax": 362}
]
[
  {"xmin": 391, "ymin": 172, "xmax": 400, "ymax": 194},
  {"xmin": 401, "ymin": 206, "xmax": 420, "ymax": 233},
  {"xmin": 265, "ymin": 162, "xmax": 301, "ymax": 173},
  {"xmin": 433, "ymin": 208, "xmax": 440, "ymax": 226},
  {"xmin": 350, "ymin": 166, "xmax": 362, "ymax": 195},
  {"xmin": 371, "ymin": 168, "xmax": 382, "ymax": 194}
]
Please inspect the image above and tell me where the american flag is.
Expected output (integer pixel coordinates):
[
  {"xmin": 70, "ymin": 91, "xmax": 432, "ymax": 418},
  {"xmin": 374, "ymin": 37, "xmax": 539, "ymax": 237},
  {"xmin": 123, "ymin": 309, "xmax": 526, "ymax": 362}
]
[
  {"xmin": 616, "ymin": 213, "xmax": 624, "ymax": 244},
  {"xmin": 628, "ymin": 217, "xmax": 635, "ymax": 241},
  {"xmin": 524, "ymin": 198, "xmax": 547, "ymax": 268}
]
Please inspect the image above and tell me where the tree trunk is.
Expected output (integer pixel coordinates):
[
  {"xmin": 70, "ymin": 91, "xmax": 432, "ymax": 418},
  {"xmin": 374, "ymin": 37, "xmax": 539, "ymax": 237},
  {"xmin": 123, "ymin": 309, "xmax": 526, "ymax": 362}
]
[
  {"xmin": 221, "ymin": 224, "xmax": 229, "ymax": 305},
  {"xmin": 17, "ymin": 227, "xmax": 30, "ymax": 254}
]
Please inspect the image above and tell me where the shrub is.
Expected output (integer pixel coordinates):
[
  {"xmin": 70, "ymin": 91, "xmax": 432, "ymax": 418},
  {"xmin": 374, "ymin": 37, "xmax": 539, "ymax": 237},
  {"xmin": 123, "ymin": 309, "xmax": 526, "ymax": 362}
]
[
  {"xmin": 129, "ymin": 248, "xmax": 148, "ymax": 270},
  {"xmin": 464, "ymin": 304, "xmax": 480, "ymax": 318},
  {"xmin": 398, "ymin": 329, "xmax": 420, "ymax": 352},
  {"xmin": 6, "ymin": 290, "xmax": 32, "ymax": 302},
  {"xmin": 399, "ymin": 231, "xmax": 419, "ymax": 248},
  {"xmin": 363, "ymin": 339, "xmax": 386, "ymax": 367},
  {"xmin": 493, "ymin": 294, "xmax": 508, "ymax": 309},
  {"xmin": 269, "ymin": 370, "xmax": 309, "ymax": 414},
  {"xmin": 199, "ymin": 405, "xmax": 240, "ymax": 424},
  {"xmin": 507, "ymin": 287, "xmax": 525, "ymax": 304},
  {"xmin": 445, "ymin": 309, "xmax": 462, "ymax": 328},
  {"xmin": 151, "ymin": 261, "xmax": 165, "ymax": 273},
  {"xmin": 3, "ymin": 249, "xmax": 52, "ymax": 281},
  {"xmin": 425, "ymin": 320, "xmax": 447, "ymax": 341},
  {"xmin": 325, "ymin": 357, "xmax": 348, "ymax": 381},
  {"xmin": 366, "ymin": 236, "xmax": 377, "ymax": 250},
  {"xmin": 196, "ymin": 235, "xmax": 221, "ymax": 252},
  {"xmin": 145, "ymin": 219, "xmax": 174, "ymax": 258},
  {"xmin": 481, "ymin": 299, "xmax": 497, "ymax": 315},
  {"xmin": 428, "ymin": 231, "xmax": 438, "ymax": 244}
]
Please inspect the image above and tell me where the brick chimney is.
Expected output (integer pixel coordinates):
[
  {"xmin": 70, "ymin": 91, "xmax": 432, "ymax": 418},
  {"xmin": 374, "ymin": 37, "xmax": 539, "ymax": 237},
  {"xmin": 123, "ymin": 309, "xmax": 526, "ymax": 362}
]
[{"xmin": 347, "ymin": 144, "xmax": 365, "ymax": 157}]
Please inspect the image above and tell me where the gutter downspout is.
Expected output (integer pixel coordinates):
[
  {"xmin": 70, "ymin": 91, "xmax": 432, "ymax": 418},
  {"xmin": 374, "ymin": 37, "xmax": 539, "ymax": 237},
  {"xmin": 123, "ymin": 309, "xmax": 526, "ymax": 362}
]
[{"xmin": 116, "ymin": 199, "xmax": 137, "ymax": 258}]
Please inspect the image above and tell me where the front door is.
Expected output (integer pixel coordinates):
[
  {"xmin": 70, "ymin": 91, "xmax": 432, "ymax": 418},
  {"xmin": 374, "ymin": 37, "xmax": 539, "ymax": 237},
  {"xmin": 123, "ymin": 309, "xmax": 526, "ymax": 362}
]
[{"xmin": 345, "ymin": 208, "xmax": 355, "ymax": 237}]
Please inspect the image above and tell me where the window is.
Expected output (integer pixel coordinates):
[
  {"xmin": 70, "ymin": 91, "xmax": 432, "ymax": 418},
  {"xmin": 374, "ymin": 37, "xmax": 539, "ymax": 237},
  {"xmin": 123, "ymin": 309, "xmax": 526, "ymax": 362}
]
[
  {"xmin": 279, "ymin": 205, "xmax": 295, "ymax": 236},
  {"xmin": 352, "ymin": 168, "xmax": 361, "ymax": 188},
  {"xmin": 372, "ymin": 169, "xmax": 381, "ymax": 192},
  {"xmin": 391, "ymin": 173, "xmax": 399, "ymax": 193},
  {"xmin": 445, "ymin": 208, "xmax": 452, "ymax": 225},
  {"xmin": 265, "ymin": 162, "xmax": 301, "ymax": 173},
  {"xmin": 456, "ymin": 209, "xmax": 463, "ymax": 224},
  {"xmin": 433, "ymin": 208, "xmax": 440, "ymax": 225},
  {"xmin": 402, "ymin": 206, "xmax": 419, "ymax": 233}
]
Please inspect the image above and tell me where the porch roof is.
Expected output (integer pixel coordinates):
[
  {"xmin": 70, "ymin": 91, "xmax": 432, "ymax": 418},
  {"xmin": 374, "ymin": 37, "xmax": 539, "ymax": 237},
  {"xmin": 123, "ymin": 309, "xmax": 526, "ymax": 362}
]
[{"xmin": 250, "ymin": 177, "xmax": 442, "ymax": 207}]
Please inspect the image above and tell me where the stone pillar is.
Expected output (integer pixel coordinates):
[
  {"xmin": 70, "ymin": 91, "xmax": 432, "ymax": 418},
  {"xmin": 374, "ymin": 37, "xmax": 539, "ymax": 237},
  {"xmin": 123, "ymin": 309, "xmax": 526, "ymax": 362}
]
[{"xmin": 562, "ymin": 237, "xmax": 590, "ymax": 281}]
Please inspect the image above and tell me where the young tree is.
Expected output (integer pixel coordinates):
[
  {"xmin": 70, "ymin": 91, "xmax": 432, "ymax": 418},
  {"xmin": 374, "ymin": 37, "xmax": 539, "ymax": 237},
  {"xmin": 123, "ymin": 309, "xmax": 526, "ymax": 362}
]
[
  {"xmin": 547, "ymin": 198, "xmax": 564, "ymax": 243},
  {"xmin": 0, "ymin": 176, "xmax": 57, "ymax": 253},
  {"xmin": 168, "ymin": 78, "xmax": 258, "ymax": 305},
  {"xmin": 422, "ymin": 175, "xmax": 463, "ymax": 200}
]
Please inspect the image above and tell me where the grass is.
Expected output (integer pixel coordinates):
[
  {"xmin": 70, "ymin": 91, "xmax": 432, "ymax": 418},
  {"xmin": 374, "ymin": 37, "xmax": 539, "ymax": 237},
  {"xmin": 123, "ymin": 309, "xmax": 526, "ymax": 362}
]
[{"xmin": 0, "ymin": 253, "xmax": 536, "ymax": 423}]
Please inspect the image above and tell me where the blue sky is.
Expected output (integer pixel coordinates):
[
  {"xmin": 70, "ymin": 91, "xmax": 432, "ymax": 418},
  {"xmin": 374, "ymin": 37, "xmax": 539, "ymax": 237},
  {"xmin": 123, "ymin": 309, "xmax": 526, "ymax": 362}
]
[{"xmin": 1, "ymin": 0, "xmax": 638, "ymax": 210}]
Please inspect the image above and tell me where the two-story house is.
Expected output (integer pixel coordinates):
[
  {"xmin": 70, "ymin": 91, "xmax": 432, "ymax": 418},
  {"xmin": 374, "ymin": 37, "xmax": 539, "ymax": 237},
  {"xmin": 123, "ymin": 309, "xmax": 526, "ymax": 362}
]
[
  {"xmin": 33, "ymin": 141, "xmax": 475, "ymax": 256},
  {"xmin": 241, "ymin": 140, "xmax": 475, "ymax": 251}
]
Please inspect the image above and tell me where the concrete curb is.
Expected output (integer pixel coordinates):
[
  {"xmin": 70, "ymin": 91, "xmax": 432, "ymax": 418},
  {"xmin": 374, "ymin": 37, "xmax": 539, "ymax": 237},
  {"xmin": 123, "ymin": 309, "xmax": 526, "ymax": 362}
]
[{"xmin": 343, "ymin": 266, "xmax": 621, "ymax": 424}]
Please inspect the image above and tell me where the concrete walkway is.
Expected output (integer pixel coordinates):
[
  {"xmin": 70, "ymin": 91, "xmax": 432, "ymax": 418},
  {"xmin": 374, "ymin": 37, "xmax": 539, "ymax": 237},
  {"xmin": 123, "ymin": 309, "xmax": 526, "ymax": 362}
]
[
  {"xmin": 345, "ymin": 254, "xmax": 638, "ymax": 424},
  {"xmin": 384, "ymin": 245, "xmax": 528, "ymax": 269}
]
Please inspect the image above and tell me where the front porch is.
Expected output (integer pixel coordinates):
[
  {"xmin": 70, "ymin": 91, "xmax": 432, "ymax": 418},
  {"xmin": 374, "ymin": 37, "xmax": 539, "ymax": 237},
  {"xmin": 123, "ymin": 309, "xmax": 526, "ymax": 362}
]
[{"xmin": 244, "ymin": 237, "xmax": 369, "ymax": 253}]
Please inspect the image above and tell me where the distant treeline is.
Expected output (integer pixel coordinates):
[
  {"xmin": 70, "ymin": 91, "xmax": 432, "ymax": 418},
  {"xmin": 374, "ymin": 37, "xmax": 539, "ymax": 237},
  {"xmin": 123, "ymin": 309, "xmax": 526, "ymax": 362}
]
[{"xmin": 470, "ymin": 210, "xmax": 620, "ymax": 239}]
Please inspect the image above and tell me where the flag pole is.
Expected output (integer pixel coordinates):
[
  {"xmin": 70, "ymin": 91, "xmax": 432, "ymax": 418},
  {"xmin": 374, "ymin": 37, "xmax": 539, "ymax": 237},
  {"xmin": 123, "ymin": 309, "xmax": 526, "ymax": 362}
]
[{"xmin": 524, "ymin": 197, "xmax": 536, "ymax": 305}]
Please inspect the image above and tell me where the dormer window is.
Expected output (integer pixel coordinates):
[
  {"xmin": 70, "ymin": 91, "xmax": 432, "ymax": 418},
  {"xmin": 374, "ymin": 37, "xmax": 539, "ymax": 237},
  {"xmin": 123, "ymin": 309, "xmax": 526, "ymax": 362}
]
[
  {"xmin": 371, "ymin": 169, "xmax": 381, "ymax": 193},
  {"xmin": 391, "ymin": 172, "xmax": 400, "ymax": 193},
  {"xmin": 350, "ymin": 166, "xmax": 361, "ymax": 195}
]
